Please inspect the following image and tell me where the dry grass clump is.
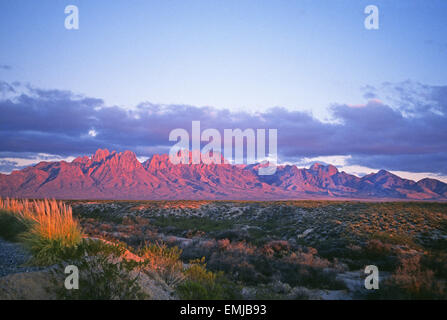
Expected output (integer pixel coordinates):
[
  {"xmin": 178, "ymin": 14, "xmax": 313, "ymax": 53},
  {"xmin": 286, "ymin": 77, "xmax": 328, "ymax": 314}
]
[{"xmin": 0, "ymin": 198, "xmax": 82, "ymax": 265}]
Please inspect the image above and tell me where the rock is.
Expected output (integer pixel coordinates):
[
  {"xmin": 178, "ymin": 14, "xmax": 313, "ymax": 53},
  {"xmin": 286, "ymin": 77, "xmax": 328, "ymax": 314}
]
[
  {"xmin": 297, "ymin": 228, "xmax": 313, "ymax": 239},
  {"xmin": 0, "ymin": 271, "xmax": 56, "ymax": 300},
  {"xmin": 136, "ymin": 270, "xmax": 176, "ymax": 300},
  {"xmin": 0, "ymin": 239, "xmax": 44, "ymax": 277}
]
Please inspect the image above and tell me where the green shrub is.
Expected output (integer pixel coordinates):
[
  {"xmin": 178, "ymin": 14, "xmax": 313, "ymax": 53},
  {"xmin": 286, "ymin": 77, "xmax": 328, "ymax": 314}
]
[
  {"xmin": 0, "ymin": 210, "xmax": 29, "ymax": 241},
  {"xmin": 177, "ymin": 257, "xmax": 240, "ymax": 300},
  {"xmin": 278, "ymin": 263, "xmax": 346, "ymax": 290},
  {"xmin": 151, "ymin": 216, "xmax": 234, "ymax": 234},
  {"xmin": 423, "ymin": 251, "xmax": 447, "ymax": 279},
  {"xmin": 54, "ymin": 239, "xmax": 147, "ymax": 300}
]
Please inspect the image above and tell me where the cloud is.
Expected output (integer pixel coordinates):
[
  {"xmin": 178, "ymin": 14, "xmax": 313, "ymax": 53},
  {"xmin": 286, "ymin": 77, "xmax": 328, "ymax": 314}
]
[
  {"xmin": 0, "ymin": 160, "xmax": 24, "ymax": 173},
  {"xmin": 0, "ymin": 153, "xmax": 75, "ymax": 174},
  {"xmin": 294, "ymin": 155, "xmax": 352, "ymax": 168},
  {"xmin": 346, "ymin": 153, "xmax": 447, "ymax": 176},
  {"xmin": 0, "ymin": 80, "xmax": 446, "ymax": 175},
  {"xmin": 0, "ymin": 81, "xmax": 15, "ymax": 94}
]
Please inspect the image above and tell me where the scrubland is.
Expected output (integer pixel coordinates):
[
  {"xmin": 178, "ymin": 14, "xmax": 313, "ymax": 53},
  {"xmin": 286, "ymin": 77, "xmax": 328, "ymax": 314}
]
[{"xmin": 1, "ymin": 199, "xmax": 447, "ymax": 299}]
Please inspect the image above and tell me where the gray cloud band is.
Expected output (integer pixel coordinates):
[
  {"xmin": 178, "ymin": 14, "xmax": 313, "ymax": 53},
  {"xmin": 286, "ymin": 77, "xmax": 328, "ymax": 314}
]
[{"xmin": 0, "ymin": 80, "xmax": 446, "ymax": 174}]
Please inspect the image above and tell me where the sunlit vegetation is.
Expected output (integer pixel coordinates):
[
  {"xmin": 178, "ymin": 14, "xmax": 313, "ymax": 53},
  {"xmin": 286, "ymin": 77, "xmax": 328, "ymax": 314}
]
[
  {"xmin": 0, "ymin": 198, "xmax": 82, "ymax": 265},
  {"xmin": 139, "ymin": 242, "xmax": 184, "ymax": 286},
  {"xmin": 71, "ymin": 200, "xmax": 447, "ymax": 299},
  {"xmin": 53, "ymin": 239, "xmax": 147, "ymax": 300},
  {"xmin": 2, "ymin": 199, "xmax": 446, "ymax": 299},
  {"xmin": 177, "ymin": 257, "xmax": 240, "ymax": 300},
  {"xmin": 0, "ymin": 198, "xmax": 242, "ymax": 300}
]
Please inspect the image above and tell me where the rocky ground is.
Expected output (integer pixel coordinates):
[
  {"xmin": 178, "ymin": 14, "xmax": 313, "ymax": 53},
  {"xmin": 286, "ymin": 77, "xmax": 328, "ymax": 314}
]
[
  {"xmin": 0, "ymin": 239, "xmax": 51, "ymax": 300},
  {"xmin": 0, "ymin": 239, "xmax": 42, "ymax": 277},
  {"xmin": 0, "ymin": 237, "xmax": 175, "ymax": 300}
]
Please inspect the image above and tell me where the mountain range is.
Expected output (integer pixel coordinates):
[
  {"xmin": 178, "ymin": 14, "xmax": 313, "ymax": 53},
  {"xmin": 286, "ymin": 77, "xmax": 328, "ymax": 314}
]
[{"xmin": 0, "ymin": 149, "xmax": 446, "ymax": 201}]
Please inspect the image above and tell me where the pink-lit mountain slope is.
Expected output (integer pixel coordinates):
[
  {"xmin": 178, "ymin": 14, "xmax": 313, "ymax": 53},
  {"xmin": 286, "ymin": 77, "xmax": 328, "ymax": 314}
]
[{"xmin": 0, "ymin": 149, "xmax": 446, "ymax": 200}]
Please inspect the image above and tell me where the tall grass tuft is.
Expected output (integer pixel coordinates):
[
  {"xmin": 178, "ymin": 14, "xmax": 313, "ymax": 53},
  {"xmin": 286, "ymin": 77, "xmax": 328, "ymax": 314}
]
[{"xmin": 0, "ymin": 198, "xmax": 82, "ymax": 265}]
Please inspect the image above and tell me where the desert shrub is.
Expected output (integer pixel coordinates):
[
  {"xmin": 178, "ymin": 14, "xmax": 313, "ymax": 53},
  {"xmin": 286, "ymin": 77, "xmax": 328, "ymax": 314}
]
[
  {"xmin": 251, "ymin": 256, "xmax": 275, "ymax": 279},
  {"xmin": 282, "ymin": 247, "xmax": 332, "ymax": 269},
  {"xmin": 139, "ymin": 242, "xmax": 184, "ymax": 286},
  {"xmin": 420, "ymin": 236, "xmax": 447, "ymax": 250},
  {"xmin": 246, "ymin": 228, "xmax": 267, "ymax": 244},
  {"xmin": 253, "ymin": 289, "xmax": 285, "ymax": 300},
  {"xmin": 357, "ymin": 239, "xmax": 399, "ymax": 271},
  {"xmin": 208, "ymin": 252, "xmax": 268, "ymax": 285},
  {"xmin": 235, "ymin": 261, "xmax": 267, "ymax": 284},
  {"xmin": 74, "ymin": 207, "xmax": 123, "ymax": 224},
  {"xmin": 182, "ymin": 238, "xmax": 347, "ymax": 290},
  {"xmin": 54, "ymin": 240, "xmax": 146, "ymax": 300},
  {"xmin": 423, "ymin": 251, "xmax": 447, "ymax": 279},
  {"xmin": 181, "ymin": 240, "xmax": 214, "ymax": 262},
  {"xmin": 329, "ymin": 240, "xmax": 399, "ymax": 271},
  {"xmin": 253, "ymin": 282, "xmax": 293, "ymax": 300},
  {"xmin": 261, "ymin": 240, "xmax": 292, "ymax": 258},
  {"xmin": 0, "ymin": 198, "xmax": 82, "ymax": 265},
  {"xmin": 151, "ymin": 216, "xmax": 234, "ymax": 235},
  {"xmin": 189, "ymin": 239, "xmax": 268, "ymax": 285},
  {"xmin": 215, "ymin": 229, "xmax": 249, "ymax": 242},
  {"xmin": 73, "ymin": 237, "xmax": 129, "ymax": 257},
  {"xmin": 177, "ymin": 257, "xmax": 240, "ymax": 300},
  {"xmin": 290, "ymin": 288, "xmax": 312, "ymax": 300},
  {"xmin": 315, "ymin": 239, "xmax": 352, "ymax": 260},
  {"xmin": 269, "ymin": 247, "xmax": 346, "ymax": 290},
  {"xmin": 0, "ymin": 209, "xmax": 28, "ymax": 241},
  {"xmin": 278, "ymin": 263, "xmax": 346, "ymax": 290},
  {"xmin": 217, "ymin": 239, "xmax": 256, "ymax": 255},
  {"xmin": 364, "ymin": 239, "xmax": 393, "ymax": 257},
  {"xmin": 371, "ymin": 232, "xmax": 418, "ymax": 247},
  {"xmin": 370, "ymin": 255, "xmax": 446, "ymax": 299}
]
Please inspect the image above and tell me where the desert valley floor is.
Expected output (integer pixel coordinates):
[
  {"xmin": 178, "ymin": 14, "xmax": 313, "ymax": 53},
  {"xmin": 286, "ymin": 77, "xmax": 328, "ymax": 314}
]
[{"xmin": 1, "ymin": 199, "xmax": 447, "ymax": 299}]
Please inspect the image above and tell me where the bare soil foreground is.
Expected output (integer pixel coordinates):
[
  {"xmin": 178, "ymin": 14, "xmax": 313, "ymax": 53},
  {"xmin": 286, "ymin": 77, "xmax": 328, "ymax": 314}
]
[{"xmin": 1, "ymin": 200, "xmax": 446, "ymax": 299}]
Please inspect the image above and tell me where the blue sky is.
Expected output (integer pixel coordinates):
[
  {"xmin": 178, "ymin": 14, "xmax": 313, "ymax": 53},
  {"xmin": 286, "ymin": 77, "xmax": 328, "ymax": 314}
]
[
  {"xmin": 1, "ymin": 0, "xmax": 447, "ymax": 182},
  {"xmin": 1, "ymin": 0, "xmax": 446, "ymax": 116}
]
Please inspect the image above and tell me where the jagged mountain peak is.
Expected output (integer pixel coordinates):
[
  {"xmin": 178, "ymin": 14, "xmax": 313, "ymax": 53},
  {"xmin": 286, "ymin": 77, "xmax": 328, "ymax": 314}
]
[
  {"xmin": 309, "ymin": 163, "xmax": 339, "ymax": 176},
  {"xmin": 0, "ymin": 148, "xmax": 445, "ymax": 201},
  {"xmin": 91, "ymin": 148, "xmax": 112, "ymax": 162}
]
